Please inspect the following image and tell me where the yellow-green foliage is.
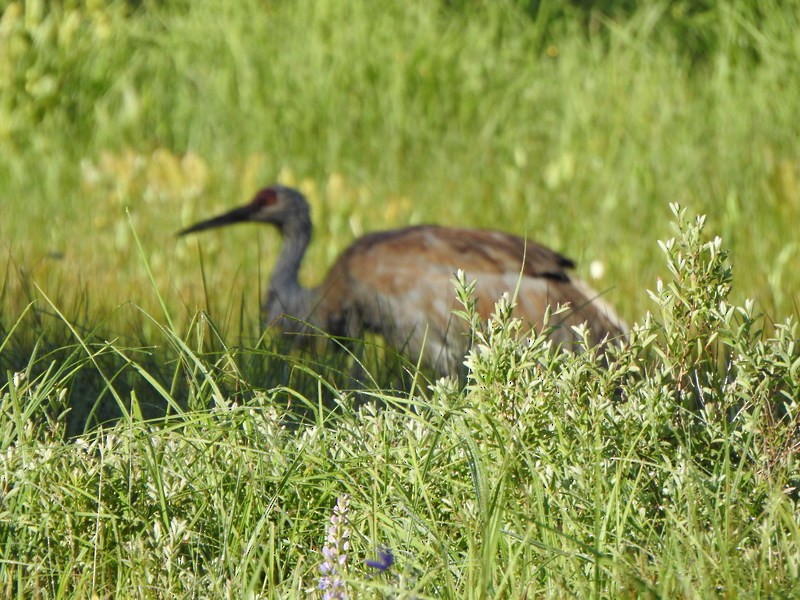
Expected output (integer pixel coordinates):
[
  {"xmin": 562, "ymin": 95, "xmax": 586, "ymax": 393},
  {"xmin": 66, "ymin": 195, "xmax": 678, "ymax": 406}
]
[{"xmin": 2, "ymin": 0, "xmax": 799, "ymax": 333}]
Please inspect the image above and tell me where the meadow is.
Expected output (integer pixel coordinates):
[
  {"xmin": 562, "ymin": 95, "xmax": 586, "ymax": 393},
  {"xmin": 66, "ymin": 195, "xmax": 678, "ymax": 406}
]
[{"xmin": 1, "ymin": 0, "xmax": 799, "ymax": 597}]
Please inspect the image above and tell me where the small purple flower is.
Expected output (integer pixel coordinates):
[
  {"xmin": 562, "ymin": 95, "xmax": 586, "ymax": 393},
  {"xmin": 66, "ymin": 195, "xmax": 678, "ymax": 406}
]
[
  {"xmin": 365, "ymin": 547, "xmax": 394, "ymax": 572},
  {"xmin": 317, "ymin": 494, "xmax": 351, "ymax": 599}
]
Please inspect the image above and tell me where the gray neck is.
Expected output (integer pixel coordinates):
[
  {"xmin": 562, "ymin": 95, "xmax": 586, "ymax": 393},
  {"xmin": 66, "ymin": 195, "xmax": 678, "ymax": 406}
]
[{"xmin": 264, "ymin": 218, "xmax": 316, "ymax": 327}]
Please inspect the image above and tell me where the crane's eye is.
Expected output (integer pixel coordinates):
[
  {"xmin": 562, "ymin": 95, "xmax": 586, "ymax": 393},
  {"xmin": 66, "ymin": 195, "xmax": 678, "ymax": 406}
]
[{"xmin": 254, "ymin": 188, "xmax": 278, "ymax": 207}]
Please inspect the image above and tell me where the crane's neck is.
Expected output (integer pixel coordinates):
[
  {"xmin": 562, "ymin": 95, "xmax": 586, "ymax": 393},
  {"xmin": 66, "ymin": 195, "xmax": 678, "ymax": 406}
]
[{"xmin": 264, "ymin": 218, "xmax": 317, "ymax": 328}]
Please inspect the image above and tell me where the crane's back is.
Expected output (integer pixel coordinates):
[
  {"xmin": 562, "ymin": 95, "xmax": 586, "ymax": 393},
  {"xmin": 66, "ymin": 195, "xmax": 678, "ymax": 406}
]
[{"xmin": 312, "ymin": 225, "xmax": 627, "ymax": 375}]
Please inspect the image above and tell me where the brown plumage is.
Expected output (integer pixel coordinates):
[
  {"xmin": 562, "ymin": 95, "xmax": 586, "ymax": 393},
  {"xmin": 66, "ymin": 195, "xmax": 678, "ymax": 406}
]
[{"xmin": 179, "ymin": 185, "xmax": 627, "ymax": 375}]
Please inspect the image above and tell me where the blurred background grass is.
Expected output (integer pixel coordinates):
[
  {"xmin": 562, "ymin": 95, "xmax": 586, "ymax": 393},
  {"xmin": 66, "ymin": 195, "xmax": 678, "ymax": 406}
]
[{"xmin": 1, "ymin": 0, "xmax": 799, "ymax": 343}]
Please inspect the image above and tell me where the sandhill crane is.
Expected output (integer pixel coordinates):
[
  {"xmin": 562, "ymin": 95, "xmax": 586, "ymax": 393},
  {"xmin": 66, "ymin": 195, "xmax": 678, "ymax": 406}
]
[{"xmin": 179, "ymin": 185, "xmax": 627, "ymax": 375}]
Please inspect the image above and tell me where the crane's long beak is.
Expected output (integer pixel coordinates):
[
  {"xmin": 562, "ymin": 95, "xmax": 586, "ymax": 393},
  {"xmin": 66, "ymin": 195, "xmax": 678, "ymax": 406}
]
[{"xmin": 177, "ymin": 202, "xmax": 258, "ymax": 236}]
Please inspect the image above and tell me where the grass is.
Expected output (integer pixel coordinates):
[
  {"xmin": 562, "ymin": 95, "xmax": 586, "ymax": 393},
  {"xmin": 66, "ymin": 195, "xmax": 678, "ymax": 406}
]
[
  {"xmin": 2, "ymin": 0, "xmax": 799, "ymax": 325},
  {"xmin": 1, "ymin": 0, "xmax": 799, "ymax": 597},
  {"xmin": 2, "ymin": 207, "xmax": 799, "ymax": 597}
]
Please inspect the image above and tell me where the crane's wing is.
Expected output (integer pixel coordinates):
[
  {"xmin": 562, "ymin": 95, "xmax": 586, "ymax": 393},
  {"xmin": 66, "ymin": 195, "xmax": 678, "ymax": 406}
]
[{"xmin": 317, "ymin": 225, "xmax": 626, "ymax": 375}]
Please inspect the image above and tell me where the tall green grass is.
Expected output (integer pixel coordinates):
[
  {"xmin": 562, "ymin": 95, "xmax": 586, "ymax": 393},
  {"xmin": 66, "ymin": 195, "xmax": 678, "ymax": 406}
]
[
  {"xmin": 1, "ymin": 0, "xmax": 799, "ymax": 328},
  {"xmin": 2, "ymin": 205, "xmax": 798, "ymax": 597}
]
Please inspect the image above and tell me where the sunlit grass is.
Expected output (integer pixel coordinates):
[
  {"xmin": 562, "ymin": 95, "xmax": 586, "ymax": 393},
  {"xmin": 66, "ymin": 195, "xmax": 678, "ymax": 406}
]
[
  {"xmin": 2, "ymin": 207, "xmax": 799, "ymax": 597},
  {"xmin": 2, "ymin": 0, "xmax": 799, "ymax": 331}
]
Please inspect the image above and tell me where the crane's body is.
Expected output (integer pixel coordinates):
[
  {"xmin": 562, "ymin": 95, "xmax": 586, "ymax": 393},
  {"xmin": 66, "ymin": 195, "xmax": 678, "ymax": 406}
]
[{"xmin": 179, "ymin": 186, "xmax": 627, "ymax": 375}]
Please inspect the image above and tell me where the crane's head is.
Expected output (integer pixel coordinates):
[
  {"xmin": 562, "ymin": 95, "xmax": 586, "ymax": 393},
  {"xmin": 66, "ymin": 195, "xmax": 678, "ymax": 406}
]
[{"xmin": 178, "ymin": 185, "xmax": 311, "ymax": 237}]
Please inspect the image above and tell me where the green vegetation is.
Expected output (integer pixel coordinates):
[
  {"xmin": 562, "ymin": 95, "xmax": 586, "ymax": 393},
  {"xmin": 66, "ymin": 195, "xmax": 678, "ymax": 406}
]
[{"xmin": 1, "ymin": 1, "xmax": 799, "ymax": 597}]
